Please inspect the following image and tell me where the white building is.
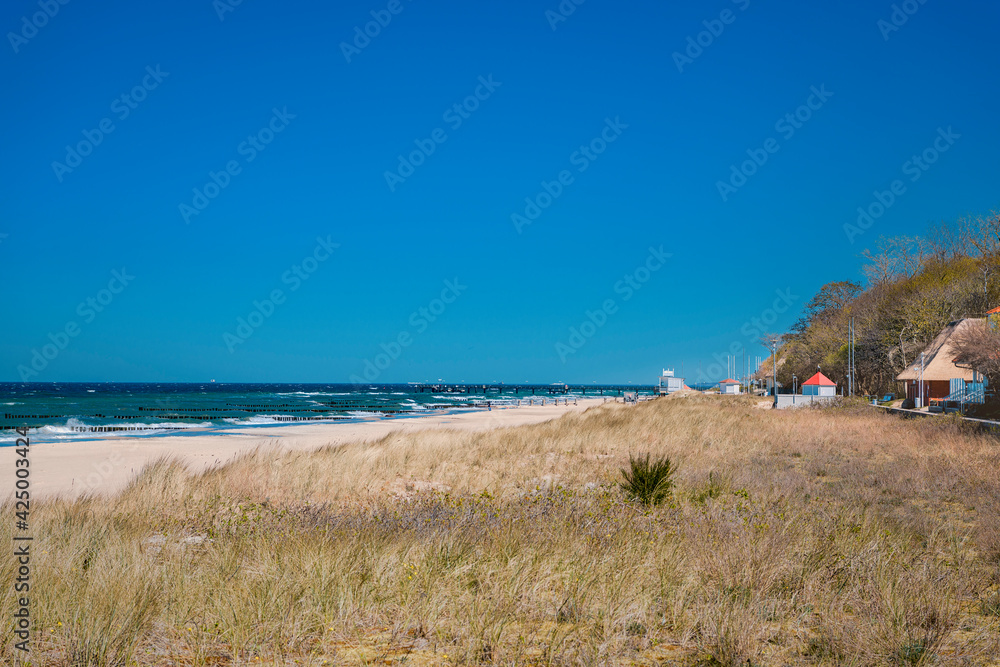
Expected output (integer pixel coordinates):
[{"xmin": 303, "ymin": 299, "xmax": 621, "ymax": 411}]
[
  {"xmin": 719, "ymin": 379, "xmax": 741, "ymax": 395},
  {"xmin": 802, "ymin": 372, "xmax": 836, "ymax": 397},
  {"xmin": 659, "ymin": 368, "xmax": 685, "ymax": 395}
]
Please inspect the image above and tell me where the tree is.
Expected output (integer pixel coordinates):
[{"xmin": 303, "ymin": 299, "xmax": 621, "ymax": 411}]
[
  {"xmin": 750, "ymin": 210, "xmax": 1000, "ymax": 397},
  {"xmin": 791, "ymin": 281, "xmax": 862, "ymax": 334},
  {"xmin": 965, "ymin": 210, "xmax": 1000, "ymax": 258},
  {"xmin": 927, "ymin": 219, "xmax": 969, "ymax": 262},
  {"xmin": 952, "ymin": 320, "xmax": 1000, "ymax": 384},
  {"xmin": 860, "ymin": 236, "xmax": 929, "ymax": 286}
]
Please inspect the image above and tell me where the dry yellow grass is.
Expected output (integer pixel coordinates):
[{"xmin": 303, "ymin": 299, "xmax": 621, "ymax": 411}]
[{"xmin": 2, "ymin": 394, "xmax": 1000, "ymax": 666}]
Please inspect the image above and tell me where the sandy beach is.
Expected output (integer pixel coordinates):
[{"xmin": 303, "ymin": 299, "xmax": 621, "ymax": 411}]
[{"xmin": 2, "ymin": 398, "xmax": 606, "ymax": 500}]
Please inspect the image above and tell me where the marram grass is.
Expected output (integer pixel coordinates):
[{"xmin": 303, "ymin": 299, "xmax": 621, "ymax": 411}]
[
  {"xmin": 2, "ymin": 394, "xmax": 1000, "ymax": 666},
  {"xmin": 619, "ymin": 452, "xmax": 676, "ymax": 505}
]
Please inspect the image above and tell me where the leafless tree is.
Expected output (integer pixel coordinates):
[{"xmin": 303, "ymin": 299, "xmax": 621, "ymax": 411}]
[
  {"xmin": 896, "ymin": 235, "xmax": 930, "ymax": 276},
  {"xmin": 861, "ymin": 236, "xmax": 929, "ymax": 286},
  {"xmin": 952, "ymin": 319, "xmax": 1000, "ymax": 383},
  {"xmin": 927, "ymin": 219, "xmax": 968, "ymax": 262},
  {"xmin": 965, "ymin": 211, "xmax": 1000, "ymax": 258},
  {"xmin": 861, "ymin": 241, "xmax": 897, "ymax": 286}
]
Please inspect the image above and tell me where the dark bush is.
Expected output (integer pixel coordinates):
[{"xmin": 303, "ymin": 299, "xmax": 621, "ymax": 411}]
[{"xmin": 619, "ymin": 453, "xmax": 676, "ymax": 506}]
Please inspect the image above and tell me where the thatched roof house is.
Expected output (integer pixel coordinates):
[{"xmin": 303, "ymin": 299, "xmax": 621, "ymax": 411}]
[{"xmin": 896, "ymin": 318, "xmax": 981, "ymax": 402}]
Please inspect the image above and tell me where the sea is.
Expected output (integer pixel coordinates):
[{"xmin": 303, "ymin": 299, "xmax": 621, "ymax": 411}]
[{"xmin": 0, "ymin": 382, "xmax": 654, "ymax": 445}]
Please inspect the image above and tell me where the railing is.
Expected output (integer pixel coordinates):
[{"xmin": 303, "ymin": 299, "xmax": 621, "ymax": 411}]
[
  {"xmin": 944, "ymin": 381, "xmax": 986, "ymax": 405},
  {"xmin": 872, "ymin": 403, "xmax": 1000, "ymax": 431}
]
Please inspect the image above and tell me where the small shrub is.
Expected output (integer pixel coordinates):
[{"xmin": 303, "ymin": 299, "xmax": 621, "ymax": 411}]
[
  {"xmin": 619, "ymin": 453, "xmax": 676, "ymax": 505},
  {"xmin": 692, "ymin": 472, "xmax": 724, "ymax": 504}
]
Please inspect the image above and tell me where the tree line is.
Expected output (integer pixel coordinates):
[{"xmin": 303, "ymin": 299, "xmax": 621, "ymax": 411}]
[{"xmin": 767, "ymin": 211, "xmax": 1000, "ymax": 395}]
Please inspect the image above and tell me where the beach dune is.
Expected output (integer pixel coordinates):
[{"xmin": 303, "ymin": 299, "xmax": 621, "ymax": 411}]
[{"xmin": 2, "ymin": 399, "xmax": 606, "ymax": 499}]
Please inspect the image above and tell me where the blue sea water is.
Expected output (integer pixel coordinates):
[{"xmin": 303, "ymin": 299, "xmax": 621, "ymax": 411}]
[{"xmin": 0, "ymin": 383, "xmax": 651, "ymax": 444}]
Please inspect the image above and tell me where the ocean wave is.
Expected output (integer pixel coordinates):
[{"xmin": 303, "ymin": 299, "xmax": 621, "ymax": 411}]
[
  {"xmin": 222, "ymin": 414, "xmax": 339, "ymax": 425},
  {"xmin": 1, "ymin": 418, "xmax": 215, "ymax": 443}
]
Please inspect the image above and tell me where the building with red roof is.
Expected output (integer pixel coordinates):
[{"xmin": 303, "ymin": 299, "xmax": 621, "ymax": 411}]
[
  {"xmin": 802, "ymin": 371, "xmax": 837, "ymax": 397},
  {"xmin": 719, "ymin": 378, "xmax": 741, "ymax": 395}
]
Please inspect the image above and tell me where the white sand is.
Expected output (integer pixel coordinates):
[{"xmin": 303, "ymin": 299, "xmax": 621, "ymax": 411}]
[{"xmin": 1, "ymin": 399, "xmax": 608, "ymax": 500}]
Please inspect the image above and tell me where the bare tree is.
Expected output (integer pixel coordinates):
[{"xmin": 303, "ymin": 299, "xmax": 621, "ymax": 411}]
[
  {"xmin": 927, "ymin": 219, "xmax": 968, "ymax": 262},
  {"xmin": 895, "ymin": 235, "xmax": 930, "ymax": 276},
  {"xmin": 952, "ymin": 320, "xmax": 1000, "ymax": 383},
  {"xmin": 965, "ymin": 211, "xmax": 1000, "ymax": 258},
  {"xmin": 861, "ymin": 240, "xmax": 897, "ymax": 286},
  {"xmin": 861, "ymin": 236, "xmax": 929, "ymax": 286}
]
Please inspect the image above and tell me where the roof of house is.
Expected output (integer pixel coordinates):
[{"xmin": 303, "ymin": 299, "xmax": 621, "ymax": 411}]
[
  {"xmin": 802, "ymin": 372, "xmax": 836, "ymax": 386},
  {"xmin": 719, "ymin": 379, "xmax": 740, "ymax": 384},
  {"xmin": 987, "ymin": 306, "xmax": 1000, "ymax": 315},
  {"xmin": 896, "ymin": 318, "xmax": 981, "ymax": 382}
]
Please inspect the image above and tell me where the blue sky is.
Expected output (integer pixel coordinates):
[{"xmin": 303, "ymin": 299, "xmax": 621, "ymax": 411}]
[{"xmin": 1, "ymin": 0, "xmax": 998, "ymax": 384}]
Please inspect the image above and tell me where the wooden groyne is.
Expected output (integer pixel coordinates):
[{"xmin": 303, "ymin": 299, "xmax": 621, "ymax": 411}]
[{"xmin": 409, "ymin": 384, "xmax": 658, "ymax": 396}]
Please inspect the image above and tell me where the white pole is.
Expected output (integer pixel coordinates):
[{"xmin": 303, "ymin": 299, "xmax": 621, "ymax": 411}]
[
  {"xmin": 849, "ymin": 318, "xmax": 854, "ymax": 397},
  {"xmin": 919, "ymin": 352, "xmax": 924, "ymax": 408}
]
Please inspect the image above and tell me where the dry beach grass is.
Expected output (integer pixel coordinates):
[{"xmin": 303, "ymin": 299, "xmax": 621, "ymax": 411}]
[{"xmin": 2, "ymin": 393, "xmax": 1000, "ymax": 665}]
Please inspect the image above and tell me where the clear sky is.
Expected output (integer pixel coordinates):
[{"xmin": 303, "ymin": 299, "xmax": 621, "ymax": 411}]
[{"xmin": 1, "ymin": 0, "xmax": 998, "ymax": 384}]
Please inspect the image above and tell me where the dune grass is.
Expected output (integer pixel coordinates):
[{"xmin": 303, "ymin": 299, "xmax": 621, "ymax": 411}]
[
  {"xmin": 2, "ymin": 394, "xmax": 1000, "ymax": 665},
  {"xmin": 619, "ymin": 453, "xmax": 676, "ymax": 506}
]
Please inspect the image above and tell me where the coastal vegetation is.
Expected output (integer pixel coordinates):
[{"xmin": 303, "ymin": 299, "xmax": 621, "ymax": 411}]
[
  {"xmin": 3, "ymin": 394, "xmax": 999, "ymax": 666},
  {"xmin": 773, "ymin": 210, "xmax": 1000, "ymax": 395},
  {"xmin": 619, "ymin": 453, "xmax": 676, "ymax": 506}
]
